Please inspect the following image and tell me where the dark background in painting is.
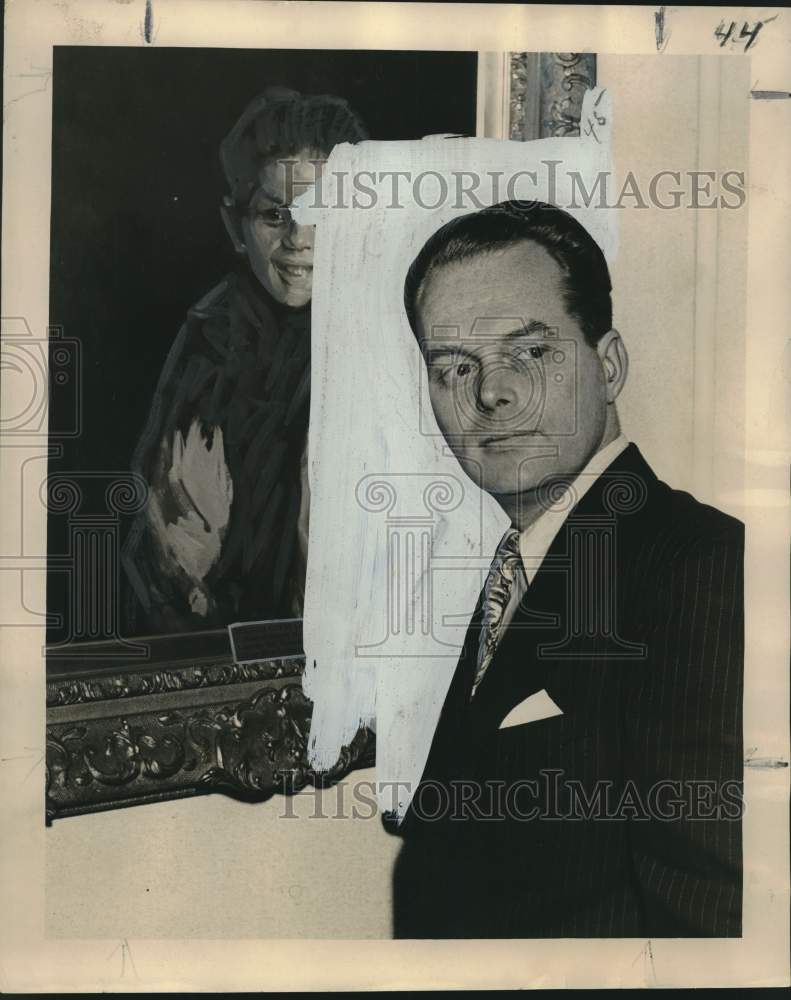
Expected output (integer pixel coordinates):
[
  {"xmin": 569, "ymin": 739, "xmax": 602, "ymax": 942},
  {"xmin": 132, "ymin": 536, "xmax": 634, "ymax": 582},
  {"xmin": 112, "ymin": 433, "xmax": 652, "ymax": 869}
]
[{"xmin": 46, "ymin": 47, "xmax": 477, "ymax": 643}]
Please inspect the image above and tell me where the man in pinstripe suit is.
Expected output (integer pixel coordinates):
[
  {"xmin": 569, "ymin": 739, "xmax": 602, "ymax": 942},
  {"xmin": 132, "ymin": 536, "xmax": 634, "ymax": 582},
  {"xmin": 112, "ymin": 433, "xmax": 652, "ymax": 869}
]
[{"xmin": 388, "ymin": 201, "xmax": 743, "ymax": 938}]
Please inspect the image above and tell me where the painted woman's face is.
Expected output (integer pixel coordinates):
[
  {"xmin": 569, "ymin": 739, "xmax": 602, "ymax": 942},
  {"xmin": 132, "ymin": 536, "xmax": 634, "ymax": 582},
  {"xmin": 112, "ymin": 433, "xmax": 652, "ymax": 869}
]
[{"xmin": 240, "ymin": 149, "xmax": 325, "ymax": 309}]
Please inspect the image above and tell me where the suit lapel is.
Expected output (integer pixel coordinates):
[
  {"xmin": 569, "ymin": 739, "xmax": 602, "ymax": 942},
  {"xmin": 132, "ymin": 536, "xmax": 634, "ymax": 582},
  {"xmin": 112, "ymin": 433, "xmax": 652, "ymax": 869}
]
[
  {"xmin": 403, "ymin": 445, "xmax": 661, "ymax": 816},
  {"xmin": 407, "ymin": 592, "xmax": 484, "ymax": 789},
  {"xmin": 466, "ymin": 444, "xmax": 659, "ymax": 715}
]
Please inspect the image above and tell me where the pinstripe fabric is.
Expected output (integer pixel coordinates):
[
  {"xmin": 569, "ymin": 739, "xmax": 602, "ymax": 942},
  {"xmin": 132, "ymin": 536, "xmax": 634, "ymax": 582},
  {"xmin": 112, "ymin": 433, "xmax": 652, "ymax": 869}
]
[{"xmin": 389, "ymin": 445, "xmax": 744, "ymax": 939}]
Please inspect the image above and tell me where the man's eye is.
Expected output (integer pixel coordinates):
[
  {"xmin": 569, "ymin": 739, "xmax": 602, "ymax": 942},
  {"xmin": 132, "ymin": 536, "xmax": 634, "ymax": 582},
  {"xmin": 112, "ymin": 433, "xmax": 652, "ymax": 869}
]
[
  {"xmin": 430, "ymin": 360, "xmax": 478, "ymax": 385},
  {"xmin": 516, "ymin": 344, "xmax": 549, "ymax": 362}
]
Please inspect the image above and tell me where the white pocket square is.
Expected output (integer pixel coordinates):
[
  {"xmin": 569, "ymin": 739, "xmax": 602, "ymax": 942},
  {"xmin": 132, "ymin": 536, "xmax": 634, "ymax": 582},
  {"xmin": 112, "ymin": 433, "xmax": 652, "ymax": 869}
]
[{"xmin": 498, "ymin": 689, "xmax": 564, "ymax": 730}]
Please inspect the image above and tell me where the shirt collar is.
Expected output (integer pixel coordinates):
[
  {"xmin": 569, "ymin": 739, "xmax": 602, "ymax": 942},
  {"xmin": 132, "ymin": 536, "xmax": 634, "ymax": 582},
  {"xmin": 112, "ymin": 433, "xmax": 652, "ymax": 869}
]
[{"xmin": 518, "ymin": 434, "xmax": 630, "ymax": 584}]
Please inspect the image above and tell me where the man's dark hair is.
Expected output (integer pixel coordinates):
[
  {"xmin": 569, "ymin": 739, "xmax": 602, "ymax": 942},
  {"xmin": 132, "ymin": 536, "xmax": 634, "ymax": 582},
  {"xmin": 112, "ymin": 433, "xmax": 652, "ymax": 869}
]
[
  {"xmin": 403, "ymin": 200, "xmax": 613, "ymax": 347},
  {"xmin": 220, "ymin": 86, "xmax": 368, "ymax": 207}
]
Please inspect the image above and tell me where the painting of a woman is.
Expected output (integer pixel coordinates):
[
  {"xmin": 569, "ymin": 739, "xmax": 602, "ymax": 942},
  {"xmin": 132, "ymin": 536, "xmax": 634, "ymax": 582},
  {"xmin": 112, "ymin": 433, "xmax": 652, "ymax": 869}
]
[{"xmin": 123, "ymin": 87, "xmax": 367, "ymax": 633}]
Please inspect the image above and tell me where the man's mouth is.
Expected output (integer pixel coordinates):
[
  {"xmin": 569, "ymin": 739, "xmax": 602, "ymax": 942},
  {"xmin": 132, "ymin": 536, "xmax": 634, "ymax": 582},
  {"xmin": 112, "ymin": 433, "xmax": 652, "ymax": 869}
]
[{"xmin": 480, "ymin": 430, "xmax": 540, "ymax": 447}]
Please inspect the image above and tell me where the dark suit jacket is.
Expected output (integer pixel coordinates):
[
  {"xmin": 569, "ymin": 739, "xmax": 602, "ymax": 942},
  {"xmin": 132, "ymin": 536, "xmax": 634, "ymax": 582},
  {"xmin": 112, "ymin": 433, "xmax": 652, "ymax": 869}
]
[{"xmin": 388, "ymin": 444, "xmax": 743, "ymax": 938}]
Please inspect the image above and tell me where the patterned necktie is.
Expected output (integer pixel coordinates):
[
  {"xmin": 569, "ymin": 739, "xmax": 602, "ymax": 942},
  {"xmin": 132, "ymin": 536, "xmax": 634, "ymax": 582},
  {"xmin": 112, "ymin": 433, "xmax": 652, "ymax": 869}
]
[{"xmin": 470, "ymin": 527, "xmax": 523, "ymax": 699}]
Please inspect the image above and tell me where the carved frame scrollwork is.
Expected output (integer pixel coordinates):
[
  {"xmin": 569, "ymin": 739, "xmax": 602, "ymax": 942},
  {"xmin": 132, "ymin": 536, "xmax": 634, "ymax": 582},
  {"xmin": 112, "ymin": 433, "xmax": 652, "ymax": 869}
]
[
  {"xmin": 509, "ymin": 52, "xmax": 597, "ymax": 140},
  {"xmin": 45, "ymin": 620, "xmax": 375, "ymax": 822}
]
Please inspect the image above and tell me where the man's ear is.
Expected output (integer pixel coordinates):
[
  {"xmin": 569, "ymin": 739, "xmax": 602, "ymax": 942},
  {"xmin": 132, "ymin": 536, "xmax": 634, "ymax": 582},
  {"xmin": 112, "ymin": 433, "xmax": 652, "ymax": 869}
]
[
  {"xmin": 220, "ymin": 197, "xmax": 247, "ymax": 255},
  {"xmin": 596, "ymin": 328, "xmax": 628, "ymax": 403}
]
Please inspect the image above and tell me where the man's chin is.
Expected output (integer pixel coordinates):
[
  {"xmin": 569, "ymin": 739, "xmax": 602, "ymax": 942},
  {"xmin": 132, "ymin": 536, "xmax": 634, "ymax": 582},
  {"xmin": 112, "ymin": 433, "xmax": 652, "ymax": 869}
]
[
  {"xmin": 483, "ymin": 480, "xmax": 541, "ymax": 502},
  {"xmin": 456, "ymin": 455, "xmax": 549, "ymax": 498},
  {"xmin": 458, "ymin": 467, "xmax": 540, "ymax": 499}
]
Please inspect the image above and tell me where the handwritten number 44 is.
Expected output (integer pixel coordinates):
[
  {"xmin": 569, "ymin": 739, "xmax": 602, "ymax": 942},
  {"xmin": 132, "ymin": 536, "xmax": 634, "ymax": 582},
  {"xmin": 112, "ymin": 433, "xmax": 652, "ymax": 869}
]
[{"xmin": 714, "ymin": 20, "xmax": 767, "ymax": 52}]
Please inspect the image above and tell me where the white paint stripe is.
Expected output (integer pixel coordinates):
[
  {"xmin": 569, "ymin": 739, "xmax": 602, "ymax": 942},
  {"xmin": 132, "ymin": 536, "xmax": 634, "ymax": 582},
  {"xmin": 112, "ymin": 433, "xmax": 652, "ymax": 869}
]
[{"xmin": 296, "ymin": 107, "xmax": 616, "ymax": 820}]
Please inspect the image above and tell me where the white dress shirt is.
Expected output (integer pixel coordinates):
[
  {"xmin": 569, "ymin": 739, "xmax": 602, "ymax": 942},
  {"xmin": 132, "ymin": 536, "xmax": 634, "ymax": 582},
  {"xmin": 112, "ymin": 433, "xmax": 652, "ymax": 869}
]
[{"xmin": 497, "ymin": 434, "xmax": 630, "ymax": 636}]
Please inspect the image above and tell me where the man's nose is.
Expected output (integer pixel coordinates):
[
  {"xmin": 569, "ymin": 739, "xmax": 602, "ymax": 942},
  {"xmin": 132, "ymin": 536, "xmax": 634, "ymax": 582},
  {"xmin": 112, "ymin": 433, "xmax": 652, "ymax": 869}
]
[
  {"xmin": 476, "ymin": 365, "xmax": 521, "ymax": 412},
  {"xmin": 282, "ymin": 220, "xmax": 314, "ymax": 252}
]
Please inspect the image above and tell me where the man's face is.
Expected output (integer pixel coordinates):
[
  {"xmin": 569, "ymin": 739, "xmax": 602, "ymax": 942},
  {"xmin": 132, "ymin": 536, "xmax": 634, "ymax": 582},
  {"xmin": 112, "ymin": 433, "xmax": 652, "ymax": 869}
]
[
  {"xmin": 241, "ymin": 149, "xmax": 324, "ymax": 309},
  {"xmin": 416, "ymin": 241, "xmax": 614, "ymax": 500}
]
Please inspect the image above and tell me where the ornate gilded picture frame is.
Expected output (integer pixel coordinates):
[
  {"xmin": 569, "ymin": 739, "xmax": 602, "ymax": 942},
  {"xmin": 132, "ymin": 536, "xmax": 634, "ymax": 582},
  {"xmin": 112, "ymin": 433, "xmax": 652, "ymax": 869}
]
[{"xmin": 46, "ymin": 619, "xmax": 375, "ymax": 821}]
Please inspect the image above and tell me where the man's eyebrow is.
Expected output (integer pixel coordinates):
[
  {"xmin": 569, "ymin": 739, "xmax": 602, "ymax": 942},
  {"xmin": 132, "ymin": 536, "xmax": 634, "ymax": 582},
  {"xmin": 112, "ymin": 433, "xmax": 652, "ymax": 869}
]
[
  {"xmin": 422, "ymin": 343, "xmax": 477, "ymax": 360},
  {"xmin": 504, "ymin": 320, "xmax": 552, "ymax": 338},
  {"xmin": 425, "ymin": 320, "xmax": 551, "ymax": 353}
]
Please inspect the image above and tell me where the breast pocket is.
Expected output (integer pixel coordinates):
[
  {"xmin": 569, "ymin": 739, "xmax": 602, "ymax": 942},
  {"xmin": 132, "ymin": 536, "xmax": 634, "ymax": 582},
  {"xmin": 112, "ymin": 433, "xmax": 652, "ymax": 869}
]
[{"xmin": 494, "ymin": 712, "xmax": 597, "ymax": 780}]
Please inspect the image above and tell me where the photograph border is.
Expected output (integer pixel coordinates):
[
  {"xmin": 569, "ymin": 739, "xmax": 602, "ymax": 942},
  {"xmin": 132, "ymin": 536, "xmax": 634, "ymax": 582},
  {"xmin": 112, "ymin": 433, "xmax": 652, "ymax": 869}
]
[{"xmin": 2, "ymin": 1, "xmax": 788, "ymax": 991}]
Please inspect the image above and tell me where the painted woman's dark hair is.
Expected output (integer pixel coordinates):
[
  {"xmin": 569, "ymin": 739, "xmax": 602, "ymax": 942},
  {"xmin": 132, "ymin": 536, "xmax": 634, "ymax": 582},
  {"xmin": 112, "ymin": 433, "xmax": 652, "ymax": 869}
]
[{"xmin": 220, "ymin": 86, "xmax": 368, "ymax": 207}]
